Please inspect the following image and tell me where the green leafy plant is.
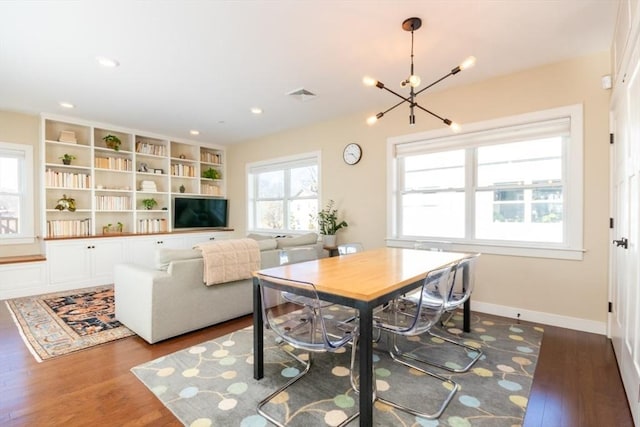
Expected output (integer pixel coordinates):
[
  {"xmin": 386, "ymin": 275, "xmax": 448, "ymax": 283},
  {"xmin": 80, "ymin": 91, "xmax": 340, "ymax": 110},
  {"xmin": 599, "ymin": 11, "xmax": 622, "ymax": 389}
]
[
  {"xmin": 103, "ymin": 134, "xmax": 122, "ymax": 151},
  {"xmin": 202, "ymin": 167, "xmax": 221, "ymax": 180},
  {"xmin": 315, "ymin": 200, "xmax": 348, "ymax": 235},
  {"xmin": 59, "ymin": 153, "xmax": 76, "ymax": 164},
  {"xmin": 142, "ymin": 198, "xmax": 157, "ymax": 210}
]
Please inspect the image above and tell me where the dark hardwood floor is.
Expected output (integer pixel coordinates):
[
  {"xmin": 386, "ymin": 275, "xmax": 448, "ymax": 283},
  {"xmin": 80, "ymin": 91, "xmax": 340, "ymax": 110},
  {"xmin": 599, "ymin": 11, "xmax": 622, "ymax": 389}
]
[{"xmin": 0, "ymin": 303, "xmax": 632, "ymax": 426}]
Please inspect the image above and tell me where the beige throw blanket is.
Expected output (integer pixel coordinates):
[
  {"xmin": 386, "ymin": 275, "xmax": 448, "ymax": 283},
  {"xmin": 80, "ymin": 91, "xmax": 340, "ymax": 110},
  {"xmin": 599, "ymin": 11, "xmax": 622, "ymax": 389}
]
[{"xmin": 194, "ymin": 238, "xmax": 260, "ymax": 286}]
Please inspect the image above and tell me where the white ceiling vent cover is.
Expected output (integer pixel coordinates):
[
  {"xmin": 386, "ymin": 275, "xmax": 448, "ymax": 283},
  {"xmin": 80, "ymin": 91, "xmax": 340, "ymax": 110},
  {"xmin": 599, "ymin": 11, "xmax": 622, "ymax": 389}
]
[{"xmin": 286, "ymin": 88, "xmax": 317, "ymax": 102}]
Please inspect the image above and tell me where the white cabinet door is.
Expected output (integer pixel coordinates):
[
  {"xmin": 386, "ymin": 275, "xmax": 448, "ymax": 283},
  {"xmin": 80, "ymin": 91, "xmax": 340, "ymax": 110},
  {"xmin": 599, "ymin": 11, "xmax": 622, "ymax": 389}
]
[
  {"xmin": 91, "ymin": 238, "xmax": 126, "ymax": 284},
  {"xmin": 127, "ymin": 235, "xmax": 185, "ymax": 268},
  {"xmin": 47, "ymin": 238, "xmax": 126, "ymax": 287},
  {"xmin": 47, "ymin": 240, "xmax": 93, "ymax": 286}
]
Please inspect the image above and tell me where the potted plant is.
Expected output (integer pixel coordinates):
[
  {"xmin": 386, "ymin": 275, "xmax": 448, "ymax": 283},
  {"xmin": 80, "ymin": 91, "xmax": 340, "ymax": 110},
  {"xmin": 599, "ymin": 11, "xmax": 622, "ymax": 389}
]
[
  {"xmin": 103, "ymin": 134, "xmax": 122, "ymax": 151},
  {"xmin": 59, "ymin": 153, "xmax": 76, "ymax": 165},
  {"xmin": 102, "ymin": 222, "xmax": 124, "ymax": 234},
  {"xmin": 142, "ymin": 198, "xmax": 157, "ymax": 210},
  {"xmin": 315, "ymin": 200, "xmax": 347, "ymax": 247},
  {"xmin": 202, "ymin": 167, "xmax": 221, "ymax": 180}
]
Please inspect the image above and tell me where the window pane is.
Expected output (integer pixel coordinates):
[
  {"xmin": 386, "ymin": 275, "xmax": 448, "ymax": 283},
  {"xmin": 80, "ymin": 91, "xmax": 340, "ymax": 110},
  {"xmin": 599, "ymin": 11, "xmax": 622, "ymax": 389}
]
[
  {"xmin": 288, "ymin": 199, "xmax": 317, "ymax": 231},
  {"xmin": 401, "ymin": 192, "xmax": 464, "ymax": 238},
  {"xmin": 0, "ymin": 157, "xmax": 19, "ymax": 192},
  {"xmin": 403, "ymin": 150, "xmax": 465, "ymax": 190},
  {"xmin": 476, "ymin": 190, "xmax": 562, "ymax": 242},
  {"xmin": 290, "ymin": 165, "xmax": 318, "ymax": 198},
  {"xmin": 0, "ymin": 195, "xmax": 20, "ymax": 234},
  {"xmin": 257, "ymin": 171, "xmax": 284, "ymax": 198},
  {"xmin": 477, "ymin": 138, "xmax": 562, "ymax": 187},
  {"xmin": 256, "ymin": 201, "xmax": 283, "ymax": 229}
]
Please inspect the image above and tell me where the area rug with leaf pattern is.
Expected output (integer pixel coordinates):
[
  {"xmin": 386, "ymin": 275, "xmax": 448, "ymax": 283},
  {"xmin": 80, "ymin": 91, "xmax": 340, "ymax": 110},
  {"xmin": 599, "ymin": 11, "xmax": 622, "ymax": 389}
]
[
  {"xmin": 5, "ymin": 285, "xmax": 134, "ymax": 362},
  {"xmin": 132, "ymin": 310, "xmax": 543, "ymax": 426}
]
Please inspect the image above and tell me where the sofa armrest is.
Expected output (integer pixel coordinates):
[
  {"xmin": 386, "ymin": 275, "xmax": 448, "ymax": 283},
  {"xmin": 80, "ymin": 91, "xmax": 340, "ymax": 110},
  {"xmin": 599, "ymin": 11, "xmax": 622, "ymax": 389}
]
[{"xmin": 114, "ymin": 263, "xmax": 173, "ymax": 343}]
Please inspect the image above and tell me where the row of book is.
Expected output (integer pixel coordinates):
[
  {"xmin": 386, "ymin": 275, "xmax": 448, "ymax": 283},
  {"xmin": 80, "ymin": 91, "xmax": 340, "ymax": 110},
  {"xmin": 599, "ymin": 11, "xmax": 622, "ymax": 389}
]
[
  {"xmin": 95, "ymin": 156, "xmax": 132, "ymax": 171},
  {"xmin": 171, "ymin": 163, "xmax": 196, "ymax": 177},
  {"xmin": 136, "ymin": 141, "xmax": 167, "ymax": 156},
  {"xmin": 45, "ymin": 169, "xmax": 91, "ymax": 188},
  {"xmin": 201, "ymin": 151, "xmax": 223, "ymax": 164},
  {"xmin": 95, "ymin": 195, "xmax": 132, "ymax": 211},
  {"xmin": 47, "ymin": 218, "xmax": 91, "ymax": 237},
  {"xmin": 138, "ymin": 218, "xmax": 168, "ymax": 233}
]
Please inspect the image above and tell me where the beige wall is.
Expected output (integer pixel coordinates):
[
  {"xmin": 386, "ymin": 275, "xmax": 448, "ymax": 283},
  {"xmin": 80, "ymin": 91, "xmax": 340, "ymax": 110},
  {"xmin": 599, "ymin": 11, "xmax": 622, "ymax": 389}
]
[
  {"xmin": 0, "ymin": 111, "xmax": 41, "ymax": 258},
  {"xmin": 227, "ymin": 51, "xmax": 611, "ymax": 327}
]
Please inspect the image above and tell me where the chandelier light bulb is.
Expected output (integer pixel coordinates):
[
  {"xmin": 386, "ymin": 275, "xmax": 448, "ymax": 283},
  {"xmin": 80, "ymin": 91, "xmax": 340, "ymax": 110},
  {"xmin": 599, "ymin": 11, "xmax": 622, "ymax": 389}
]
[
  {"xmin": 366, "ymin": 115, "xmax": 379, "ymax": 125},
  {"xmin": 450, "ymin": 121, "xmax": 462, "ymax": 133},
  {"xmin": 408, "ymin": 74, "xmax": 421, "ymax": 87},
  {"xmin": 459, "ymin": 56, "xmax": 477, "ymax": 71},
  {"xmin": 362, "ymin": 76, "xmax": 378, "ymax": 87}
]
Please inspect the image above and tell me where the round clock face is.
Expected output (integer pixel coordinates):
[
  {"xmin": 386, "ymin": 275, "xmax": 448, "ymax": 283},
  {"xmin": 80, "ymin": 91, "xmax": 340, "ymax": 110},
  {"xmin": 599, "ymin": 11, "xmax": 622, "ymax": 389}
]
[{"xmin": 343, "ymin": 143, "xmax": 362, "ymax": 165}]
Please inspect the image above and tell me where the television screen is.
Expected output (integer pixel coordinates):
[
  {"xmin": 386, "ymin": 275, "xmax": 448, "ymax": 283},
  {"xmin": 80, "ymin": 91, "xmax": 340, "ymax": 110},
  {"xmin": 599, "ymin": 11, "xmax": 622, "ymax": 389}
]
[{"xmin": 173, "ymin": 197, "xmax": 228, "ymax": 229}]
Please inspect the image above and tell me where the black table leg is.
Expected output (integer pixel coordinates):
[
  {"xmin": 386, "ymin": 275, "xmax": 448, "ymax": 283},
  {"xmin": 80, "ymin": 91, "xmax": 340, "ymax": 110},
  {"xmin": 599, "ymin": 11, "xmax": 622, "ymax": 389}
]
[
  {"xmin": 358, "ymin": 306, "xmax": 373, "ymax": 426},
  {"xmin": 253, "ymin": 277, "xmax": 264, "ymax": 380},
  {"xmin": 463, "ymin": 263, "xmax": 471, "ymax": 332}
]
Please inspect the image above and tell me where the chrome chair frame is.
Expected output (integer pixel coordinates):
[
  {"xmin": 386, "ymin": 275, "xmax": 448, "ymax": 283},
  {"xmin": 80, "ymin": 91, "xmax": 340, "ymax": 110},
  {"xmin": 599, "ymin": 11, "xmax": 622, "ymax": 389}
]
[
  {"xmin": 257, "ymin": 274, "xmax": 360, "ymax": 427},
  {"xmin": 372, "ymin": 262, "xmax": 459, "ymax": 419},
  {"xmin": 396, "ymin": 254, "xmax": 483, "ymax": 373}
]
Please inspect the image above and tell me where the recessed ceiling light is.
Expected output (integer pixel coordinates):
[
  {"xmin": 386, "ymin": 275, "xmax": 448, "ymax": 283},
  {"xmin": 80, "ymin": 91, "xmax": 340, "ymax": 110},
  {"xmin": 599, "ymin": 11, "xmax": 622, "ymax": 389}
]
[
  {"xmin": 190, "ymin": 130, "xmax": 200, "ymax": 136},
  {"xmin": 59, "ymin": 102, "xmax": 75, "ymax": 109},
  {"xmin": 250, "ymin": 107, "xmax": 263, "ymax": 115},
  {"xmin": 96, "ymin": 56, "xmax": 120, "ymax": 68}
]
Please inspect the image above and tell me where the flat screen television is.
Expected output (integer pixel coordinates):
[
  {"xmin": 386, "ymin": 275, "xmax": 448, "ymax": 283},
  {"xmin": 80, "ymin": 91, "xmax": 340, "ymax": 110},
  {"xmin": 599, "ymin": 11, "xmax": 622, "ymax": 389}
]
[{"xmin": 173, "ymin": 197, "xmax": 229, "ymax": 229}]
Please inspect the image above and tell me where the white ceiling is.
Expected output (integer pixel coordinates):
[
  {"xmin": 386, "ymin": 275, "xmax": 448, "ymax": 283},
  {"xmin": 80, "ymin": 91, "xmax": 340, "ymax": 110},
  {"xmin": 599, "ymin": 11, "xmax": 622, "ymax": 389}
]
[{"xmin": 0, "ymin": 0, "xmax": 619, "ymax": 145}]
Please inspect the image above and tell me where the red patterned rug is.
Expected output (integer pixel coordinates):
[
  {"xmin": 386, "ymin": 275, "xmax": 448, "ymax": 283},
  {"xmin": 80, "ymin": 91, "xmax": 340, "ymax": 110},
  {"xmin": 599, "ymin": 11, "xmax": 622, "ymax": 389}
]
[{"xmin": 5, "ymin": 285, "xmax": 134, "ymax": 362}]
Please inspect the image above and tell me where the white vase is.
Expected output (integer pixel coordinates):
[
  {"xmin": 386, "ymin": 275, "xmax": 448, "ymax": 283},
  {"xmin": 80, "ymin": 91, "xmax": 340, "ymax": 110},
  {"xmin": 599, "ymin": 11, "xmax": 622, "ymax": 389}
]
[{"xmin": 322, "ymin": 234, "xmax": 337, "ymax": 247}]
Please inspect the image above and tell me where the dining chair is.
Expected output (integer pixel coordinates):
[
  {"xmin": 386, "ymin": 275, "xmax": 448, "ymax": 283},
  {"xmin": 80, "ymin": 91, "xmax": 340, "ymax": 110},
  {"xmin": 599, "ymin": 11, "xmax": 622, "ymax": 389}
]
[
  {"xmin": 257, "ymin": 274, "xmax": 360, "ymax": 427},
  {"xmin": 398, "ymin": 254, "xmax": 483, "ymax": 373},
  {"xmin": 371, "ymin": 262, "xmax": 459, "ymax": 419}
]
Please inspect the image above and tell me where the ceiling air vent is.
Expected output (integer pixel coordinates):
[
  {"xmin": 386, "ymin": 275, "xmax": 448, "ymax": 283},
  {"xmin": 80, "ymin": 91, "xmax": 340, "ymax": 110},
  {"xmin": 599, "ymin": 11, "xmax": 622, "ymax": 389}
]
[{"xmin": 286, "ymin": 88, "xmax": 317, "ymax": 102}]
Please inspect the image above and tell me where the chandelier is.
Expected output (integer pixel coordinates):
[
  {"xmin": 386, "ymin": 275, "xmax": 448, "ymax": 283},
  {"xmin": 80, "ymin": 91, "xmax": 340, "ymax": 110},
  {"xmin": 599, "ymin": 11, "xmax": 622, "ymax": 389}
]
[{"xmin": 363, "ymin": 17, "xmax": 476, "ymax": 132}]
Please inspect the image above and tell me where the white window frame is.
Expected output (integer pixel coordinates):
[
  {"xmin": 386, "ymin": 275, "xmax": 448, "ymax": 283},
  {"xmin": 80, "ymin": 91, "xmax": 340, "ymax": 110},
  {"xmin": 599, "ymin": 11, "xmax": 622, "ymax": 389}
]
[
  {"xmin": 246, "ymin": 151, "xmax": 321, "ymax": 234},
  {"xmin": 0, "ymin": 141, "xmax": 35, "ymax": 244},
  {"xmin": 387, "ymin": 104, "xmax": 584, "ymax": 260}
]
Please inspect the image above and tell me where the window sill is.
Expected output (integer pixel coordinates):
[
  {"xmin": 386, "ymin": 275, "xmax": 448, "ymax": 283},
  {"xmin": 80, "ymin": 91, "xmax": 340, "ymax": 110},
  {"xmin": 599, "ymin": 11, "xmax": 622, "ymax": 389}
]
[
  {"xmin": 0, "ymin": 236, "xmax": 37, "ymax": 245},
  {"xmin": 386, "ymin": 238, "xmax": 585, "ymax": 260}
]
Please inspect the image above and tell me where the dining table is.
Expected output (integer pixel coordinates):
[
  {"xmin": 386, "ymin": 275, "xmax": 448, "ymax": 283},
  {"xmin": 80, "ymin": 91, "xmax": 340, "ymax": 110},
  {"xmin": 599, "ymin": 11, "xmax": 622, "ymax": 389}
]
[{"xmin": 252, "ymin": 246, "xmax": 474, "ymax": 426}]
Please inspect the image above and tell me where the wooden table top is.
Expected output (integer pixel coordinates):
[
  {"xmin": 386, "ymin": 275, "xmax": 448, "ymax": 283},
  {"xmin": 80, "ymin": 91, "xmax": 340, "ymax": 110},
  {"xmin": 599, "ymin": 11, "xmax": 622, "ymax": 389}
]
[{"xmin": 256, "ymin": 247, "xmax": 470, "ymax": 302}]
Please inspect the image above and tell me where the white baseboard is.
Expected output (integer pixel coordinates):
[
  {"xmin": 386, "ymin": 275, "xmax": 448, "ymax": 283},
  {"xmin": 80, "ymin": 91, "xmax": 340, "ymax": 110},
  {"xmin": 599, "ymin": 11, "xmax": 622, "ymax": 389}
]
[{"xmin": 471, "ymin": 300, "xmax": 607, "ymax": 335}]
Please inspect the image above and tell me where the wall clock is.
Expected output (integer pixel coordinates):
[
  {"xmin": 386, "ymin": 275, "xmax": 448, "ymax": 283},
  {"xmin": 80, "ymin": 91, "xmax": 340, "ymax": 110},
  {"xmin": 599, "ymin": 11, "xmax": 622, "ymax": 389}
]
[{"xmin": 343, "ymin": 143, "xmax": 362, "ymax": 165}]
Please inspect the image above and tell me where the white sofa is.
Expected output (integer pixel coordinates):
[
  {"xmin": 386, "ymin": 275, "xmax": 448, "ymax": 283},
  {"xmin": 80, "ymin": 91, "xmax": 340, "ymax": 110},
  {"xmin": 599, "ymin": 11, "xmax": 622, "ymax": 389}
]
[{"xmin": 114, "ymin": 233, "xmax": 324, "ymax": 344}]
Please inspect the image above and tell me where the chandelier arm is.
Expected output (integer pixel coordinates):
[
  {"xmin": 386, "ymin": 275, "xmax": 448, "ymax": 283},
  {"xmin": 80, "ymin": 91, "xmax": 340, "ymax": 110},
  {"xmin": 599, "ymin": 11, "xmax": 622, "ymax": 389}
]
[
  {"xmin": 413, "ymin": 102, "xmax": 448, "ymax": 122},
  {"xmin": 381, "ymin": 85, "xmax": 413, "ymax": 103},
  {"xmin": 380, "ymin": 98, "xmax": 409, "ymax": 116},
  {"xmin": 414, "ymin": 71, "xmax": 455, "ymax": 97}
]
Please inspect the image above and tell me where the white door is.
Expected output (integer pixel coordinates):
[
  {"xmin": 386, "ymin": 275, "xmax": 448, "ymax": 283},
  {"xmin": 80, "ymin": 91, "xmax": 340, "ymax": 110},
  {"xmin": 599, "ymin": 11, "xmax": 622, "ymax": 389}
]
[
  {"xmin": 92, "ymin": 238, "xmax": 126, "ymax": 284},
  {"xmin": 611, "ymin": 36, "xmax": 640, "ymax": 425}
]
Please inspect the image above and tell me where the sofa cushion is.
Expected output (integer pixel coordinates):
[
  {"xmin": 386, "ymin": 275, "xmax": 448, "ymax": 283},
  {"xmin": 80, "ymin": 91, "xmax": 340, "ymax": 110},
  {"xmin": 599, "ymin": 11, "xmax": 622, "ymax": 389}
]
[
  {"xmin": 155, "ymin": 248, "xmax": 202, "ymax": 271},
  {"xmin": 275, "ymin": 232, "xmax": 318, "ymax": 249},
  {"xmin": 256, "ymin": 238, "xmax": 278, "ymax": 251},
  {"xmin": 247, "ymin": 233, "xmax": 273, "ymax": 241}
]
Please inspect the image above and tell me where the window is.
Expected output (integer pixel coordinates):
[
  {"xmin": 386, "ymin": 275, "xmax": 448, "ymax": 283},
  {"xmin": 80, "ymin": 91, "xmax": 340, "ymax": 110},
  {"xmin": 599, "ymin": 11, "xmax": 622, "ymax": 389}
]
[
  {"xmin": 388, "ymin": 105, "xmax": 583, "ymax": 259},
  {"xmin": 0, "ymin": 142, "xmax": 34, "ymax": 244},
  {"xmin": 247, "ymin": 152, "xmax": 320, "ymax": 234}
]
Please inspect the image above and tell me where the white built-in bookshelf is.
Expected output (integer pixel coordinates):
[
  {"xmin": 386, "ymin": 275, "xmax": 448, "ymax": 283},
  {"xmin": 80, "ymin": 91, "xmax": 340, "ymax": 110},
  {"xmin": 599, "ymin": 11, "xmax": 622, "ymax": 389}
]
[{"xmin": 42, "ymin": 116, "xmax": 226, "ymax": 238}]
